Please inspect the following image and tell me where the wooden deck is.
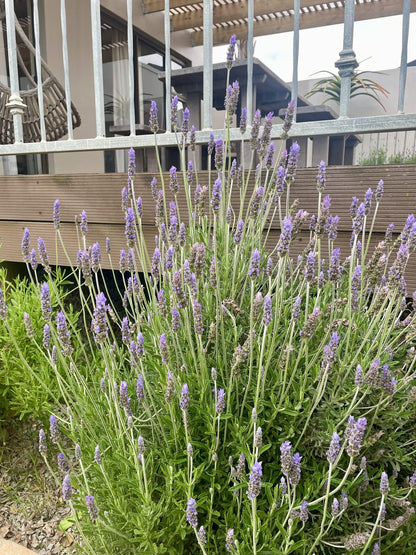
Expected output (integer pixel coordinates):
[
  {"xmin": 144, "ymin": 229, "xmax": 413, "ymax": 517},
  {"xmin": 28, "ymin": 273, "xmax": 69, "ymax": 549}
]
[{"xmin": 0, "ymin": 165, "xmax": 415, "ymax": 288}]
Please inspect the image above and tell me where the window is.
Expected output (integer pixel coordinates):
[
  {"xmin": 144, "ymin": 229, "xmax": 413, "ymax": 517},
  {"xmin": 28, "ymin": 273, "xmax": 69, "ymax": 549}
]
[{"xmin": 101, "ymin": 10, "xmax": 189, "ymax": 172}]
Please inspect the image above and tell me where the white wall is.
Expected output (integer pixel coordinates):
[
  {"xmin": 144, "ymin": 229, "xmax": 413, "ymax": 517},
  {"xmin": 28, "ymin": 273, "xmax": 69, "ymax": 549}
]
[{"xmin": 297, "ymin": 65, "xmax": 416, "ymax": 163}]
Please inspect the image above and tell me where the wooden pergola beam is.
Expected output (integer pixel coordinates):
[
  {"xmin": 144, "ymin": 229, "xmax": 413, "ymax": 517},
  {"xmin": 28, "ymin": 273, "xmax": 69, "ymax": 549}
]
[
  {"xmin": 142, "ymin": 0, "xmax": 196, "ymax": 14},
  {"xmin": 170, "ymin": 0, "xmax": 313, "ymax": 32},
  {"xmin": 192, "ymin": 0, "xmax": 416, "ymax": 46}
]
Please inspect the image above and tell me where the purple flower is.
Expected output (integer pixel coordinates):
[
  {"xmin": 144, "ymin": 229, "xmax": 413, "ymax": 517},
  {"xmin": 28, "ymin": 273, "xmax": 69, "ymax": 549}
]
[
  {"xmin": 186, "ymin": 497, "xmax": 198, "ymax": 527},
  {"xmin": 190, "ymin": 125, "xmax": 196, "ymax": 151},
  {"xmin": 85, "ymin": 495, "xmax": 98, "ymax": 521},
  {"xmin": 316, "ymin": 160, "xmax": 326, "ymax": 191},
  {"xmin": 289, "ymin": 452, "xmax": 302, "ymax": 486},
  {"xmin": 248, "ymin": 249, "xmax": 260, "ymax": 278},
  {"xmin": 151, "ymin": 247, "xmax": 161, "ymax": 280},
  {"xmin": 263, "ymin": 294, "xmax": 272, "ymax": 325},
  {"xmin": 181, "ymin": 107, "xmax": 190, "ymax": 140},
  {"xmin": 91, "ymin": 292, "xmax": 108, "ymax": 344},
  {"xmin": 375, "ymin": 179, "xmax": 384, "ymax": 202},
  {"xmin": 292, "ymin": 297, "xmax": 302, "ymax": 319},
  {"xmin": 250, "ymin": 109, "xmax": 261, "ymax": 150},
  {"xmin": 249, "ymin": 187, "xmax": 264, "ymax": 218},
  {"xmin": 80, "ymin": 210, "xmax": 88, "ymax": 235},
  {"xmin": 240, "ymin": 107, "xmax": 247, "ymax": 134},
  {"xmin": 345, "ymin": 416, "xmax": 367, "ymax": 457},
  {"xmin": 159, "ymin": 334, "xmax": 169, "ymax": 364},
  {"xmin": 39, "ymin": 429, "xmax": 47, "ymax": 454},
  {"xmin": 21, "ymin": 227, "xmax": 30, "ymax": 261},
  {"xmin": 216, "ymin": 389, "xmax": 225, "ymax": 415},
  {"xmin": 94, "ymin": 445, "xmax": 102, "ymax": 464},
  {"xmin": 281, "ymin": 99, "xmax": 295, "ymax": 139},
  {"xmin": 304, "ymin": 251, "xmax": 315, "ymax": 281},
  {"xmin": 280, "ymin": 441, "xmax": 292, "ymax": 476},
  {"xmin": 321, "ymin": 331, "xmax": 340, "ymax": 373},
  {"xmin": 180, "ymin": 383, "xmax": 189, "ymax": 410},
  {"xmin": 49, "ymin": 414, "xmax": 60, "ymax": 444},
  {"xmin": 24, "ymin": 312, "xmax": 34, "ymax": 338},
  {"xmin": 149, "ymin": 100, "xmax": 159, "ymax": 132},
  {"xmin": 120, "ymin": 381, "xmax": 131, "ymax": 415},
  {"xmin": 136, "ymin": 374, "xmax": 144, "ymax": 402},
  {"xmin": 246, "ymin": 461, "xmax": 262, "ymax": 500},
  {"xmin": 56, "ymin": 311, "xmax": 72, "ymax": 356},
  {"xmin": 326, "ymin": 432, "xmax": 340, "ymax": 464},
  {"xmin": 137, "ymin": 436, "xmax": 145, "ymax": 461},
  {"xmin": 40, "ymin": 283, "xmax": 51, "ymax": 322},
  {"xmin": 226, "ymin": 34, "xmax": 236, "ymax": 69},
  {"xmin": 254, "ymin": 426, "xmax": 262, "ymax": 449},
  {"xmin": 277, "ymin": 216, "xmax": 293, "ymax": 254},
  {"xmin": 125, "ymin": 207, "xmax": 136, "ymax": 247},
  {"xmin": 380, "ymin": 472, "xmax": 389, "ymax": 495},
  {"xmin": 193, "ymin": 300, "xmax": 204, "ymax": 335},
  {"xmin": 355, "ymin": 364, "xmax": 363, "ymax": 386},
  {"xmin": 214, "ymin": 139, "xmax": 224, "ymax": 172},
  {"xmin": 165, "ymin": 371, "xmax": 175, "ymax": 403},
  {"xmin": 364, "ymin": 187, "xmax": 373, "ymax": 215},
  {"xmin": 287, "ymin": 142, "xmax": 300, "ymax": 180},
  {"xmin": 62, "ymin": 475, "xmax": 72, "ymax": 501},
  {"xmin": 265, "ymin": 141, "xmax": 274, "ymax": 169},
  {"xmin": 38, "ymin": 237, "xmax": 50, "ymax": 270},
  {"xmin": 128, "ymin": 148, "xmax": 136, "ymax": 177},
  {"xmin": 197, "ymin": 526, "xmax": 207, "ymax": 546},
  {"xmin": 299, "ymin": 501, "xmax": 309, "ymax": 523},
  {"xmin": 171, "ymin": 95, "xmax": 178, "ymax": 129},
  {"xmin": 211, "ymin": 177, "xmax": 222, "ymax": 211},
  {"xmin": 331, "ymin": 498, "xmax": 340, "ymax": 517},
  {"xmin": 225, "ymin": 529, "xmax": 235, "ymax": 552},
  {"xmin": 234, "ymin": 219, "xmax": 244, "ymax": 244}
]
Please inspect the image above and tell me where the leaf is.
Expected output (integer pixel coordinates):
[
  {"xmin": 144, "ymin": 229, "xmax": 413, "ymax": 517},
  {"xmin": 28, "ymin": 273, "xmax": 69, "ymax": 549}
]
[{"xmin": 58, "ymin": 516, "xmax": 75, "ymax": 532}]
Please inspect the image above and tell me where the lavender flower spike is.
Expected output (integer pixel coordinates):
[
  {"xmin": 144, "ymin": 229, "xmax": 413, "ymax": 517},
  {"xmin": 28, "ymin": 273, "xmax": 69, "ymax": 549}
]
[
  {"xmin": 186, "ymin": 497, "xmax": 198, "ymax": 527},
  {"xmin": 247, "ymin": 461, "xmax": 262, "ymax": 500},
  {"xmin": 53, "ymin": 199, "xmax": 60, "ymax": 229},
  {"xmin": 39, "ymin": 429, "xmax": 47, "ymax": 454},
  {"xmin": 180, "ymin": 383, "xmax": 189, "ymax": 410},
  {"xmin": 62, "ymin": 475, "xmax": 72, "ymax": 501},
  {"xmin": 226, "ymin": 34, "xmax": 237, "ymax": 69},
  {"xmin": 149, "ymin": 100, "xmax": 159, "ymax": 132},
  {"xmin": 380, "ymin": 471, "xmax": 389, "ymax": 496},
  {"xmin": 216, "ymin": 388, "xmax": 225, "ymax": 415},
  {"xmin": 326, "ymin": 432, "xmax": 340, "ymax": 464},
  {"xmin": 21, "ymin": 227, "xmax": 30, "ymax": 261},
  {"xmin": 225, "ymin": 529, "xmax": 235, "ymax": 552},
  {"xmin": 248, "ymin": 249, "xmax": 260, "ymax": 278},
  {"xmin": 92, "ymin": 292, "xmax": 109, "ymax": 344},
  {"xmin": 85, "ymin": 495, "xmax": 98, "ymax": 521}
]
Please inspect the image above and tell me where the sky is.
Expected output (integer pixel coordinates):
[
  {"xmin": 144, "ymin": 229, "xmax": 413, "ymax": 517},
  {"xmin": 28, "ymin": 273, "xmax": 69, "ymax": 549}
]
[{"xmin": 213, "ymin": 14, "xmax": 416, "ymax": 83}]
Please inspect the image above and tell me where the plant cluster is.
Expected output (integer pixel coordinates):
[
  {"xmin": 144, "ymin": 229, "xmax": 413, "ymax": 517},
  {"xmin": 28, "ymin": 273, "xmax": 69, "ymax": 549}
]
[
  {"xmin": 359, "ymin": 148, "xmax": 416, "ymax": 166},
  {"xmin": 1, "ymin": 36, "xmax": 416, "ymax": 554}
]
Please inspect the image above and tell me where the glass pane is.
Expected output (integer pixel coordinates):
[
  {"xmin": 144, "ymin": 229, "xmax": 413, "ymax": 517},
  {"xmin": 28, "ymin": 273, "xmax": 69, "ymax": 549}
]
[{"xmin": 137, "ymin": 42, "xmax": 165, "ymax": 128}]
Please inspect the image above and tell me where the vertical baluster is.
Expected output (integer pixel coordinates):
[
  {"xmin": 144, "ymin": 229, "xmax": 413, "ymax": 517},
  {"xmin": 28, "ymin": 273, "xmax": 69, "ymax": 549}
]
[
  {"xmin": 127, "ymin": 0, "xmax": 135, "ymax": 135},
  {"xmin": 335, "ymin": 0, "xmax": 357, "ymax": 118},
  {"xmin": 5, "ymin": 0, "xmax": 25, "ymax": 143},
  {"xmin": 202, "ymin": 0, "xmax": 213, "ymax": 129},
  {"xmin": 291, "ymin": 0, "xmax": 300, "ymax": 120},
  {"xmin": 90, "ymin": 0, "xmax": 105, "ymax": 137},
  {"xmin": 246, "ymin": 0, "xmax": 254, "ymax": 125},
  {"xmin": 33, "ymin": 0, "xmax": 46, "ymax": 141},
  {"xmin": 398, "ymin": 0, "xmax": 410, "ymax": 113},
  {"xmin": 164, "ymin": 0, "xmax": 171, "ymax": 132},
  {"xmin": 60, "ymin": 0, "xmax": 73, "ymax": 139}
]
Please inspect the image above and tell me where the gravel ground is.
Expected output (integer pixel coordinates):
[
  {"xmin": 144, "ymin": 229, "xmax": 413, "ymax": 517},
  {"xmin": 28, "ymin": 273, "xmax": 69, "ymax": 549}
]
[{"xmin": 0, "ymin": 418, "xmax": 78, "ymax": 554}]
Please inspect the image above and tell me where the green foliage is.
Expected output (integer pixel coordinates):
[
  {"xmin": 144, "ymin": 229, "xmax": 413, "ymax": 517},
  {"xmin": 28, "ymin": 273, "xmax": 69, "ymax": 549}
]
[
  {"xmin": 2, "ymin": 46, "xmax": 416, "ymax": 554},
  {"xmin": 359, "ymin": 148, "xmax": 416, "ymax": 166},
  {"xmin": 306, "ymin": 69, "xmax": 389, "ymax": 110},
  {"xmin": 0, "ymin": 267, "xmax": 80, "ymax": 419}
]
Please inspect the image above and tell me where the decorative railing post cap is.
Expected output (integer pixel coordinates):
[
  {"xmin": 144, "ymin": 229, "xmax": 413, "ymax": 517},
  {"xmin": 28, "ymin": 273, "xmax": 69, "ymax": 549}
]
[
  {"xmin": 335, "ymin": 48, "xmax": 359, "ymax": 77},
  {"xmin": 6, "ymin": 93, "xmax": 27, "ymax": 115}
]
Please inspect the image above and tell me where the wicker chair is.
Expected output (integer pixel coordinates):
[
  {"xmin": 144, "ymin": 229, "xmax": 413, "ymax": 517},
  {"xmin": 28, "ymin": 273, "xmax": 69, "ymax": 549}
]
[{"xmin": 0, "ymin": 15, "xmax": 81, "ymax": 144}]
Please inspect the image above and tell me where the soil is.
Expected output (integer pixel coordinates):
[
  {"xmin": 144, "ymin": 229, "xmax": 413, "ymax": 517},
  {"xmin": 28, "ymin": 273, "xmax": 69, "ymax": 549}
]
[{"xmin": 0, "ymin": 418, "xmax": 78, "ymax": 554}]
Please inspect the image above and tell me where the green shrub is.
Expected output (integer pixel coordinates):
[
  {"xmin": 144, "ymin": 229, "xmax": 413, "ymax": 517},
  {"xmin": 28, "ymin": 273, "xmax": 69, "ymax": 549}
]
[
  {"xmin": 1, "ymin": 37, "xmax": 416, "ymax": 554},
  {"xmin": 359, "ymin": 148, "xmax": 416, "ymax": 166}
]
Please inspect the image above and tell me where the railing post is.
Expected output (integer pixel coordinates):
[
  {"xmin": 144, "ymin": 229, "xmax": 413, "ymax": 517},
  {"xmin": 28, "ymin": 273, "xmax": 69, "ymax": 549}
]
[
  {"xmin": 90, "ymin": 0, "xmax": 105, "ymax": 137},
  {"xmin": 164, "ymin": 0, "xmax": 172, "ymax": 132},
  {"xmin": 5, "ymin": 0, "xmax": 26, "ymax": 143},
  {"xmin": 33, "ymin": 0, "xmax": 46, "ymax": 142},
  {"xmin": 291, "ymin": 0, "xmax": 300, "ymax": 121},
  {"xmin": 246, "ymin": 0, "xmax": 254, "ymax": 125},
  {"xmin": 127, "ymin": 0, "xmax": 136, "ymax": 136},
  {"xmin": 60, "ymin": 0, "xmax": 74, "ymax": 139},
  {"xmin": 202, "ymin": 0, "xmax": 213, "ymax": 129},
  {"xmin": 335, "ymin": 0, "xmax": 358, "ymax": 118},
  {"xmin": 398, "ymin": 0, "xmax": 411, "ymax": 113}
]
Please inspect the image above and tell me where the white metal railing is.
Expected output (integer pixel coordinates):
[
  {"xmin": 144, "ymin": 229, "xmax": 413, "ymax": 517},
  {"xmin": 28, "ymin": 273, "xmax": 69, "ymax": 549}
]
[{"xmin": 0, "ymin": 0, "xmax": 415, "ymax": 157}]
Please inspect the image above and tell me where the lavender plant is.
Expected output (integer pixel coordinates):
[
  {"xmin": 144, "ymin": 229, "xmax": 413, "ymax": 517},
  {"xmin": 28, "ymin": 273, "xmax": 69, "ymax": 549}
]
[{"xmin": 2, "ymin": 36, "xmax": 416, "ymax": 553}]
